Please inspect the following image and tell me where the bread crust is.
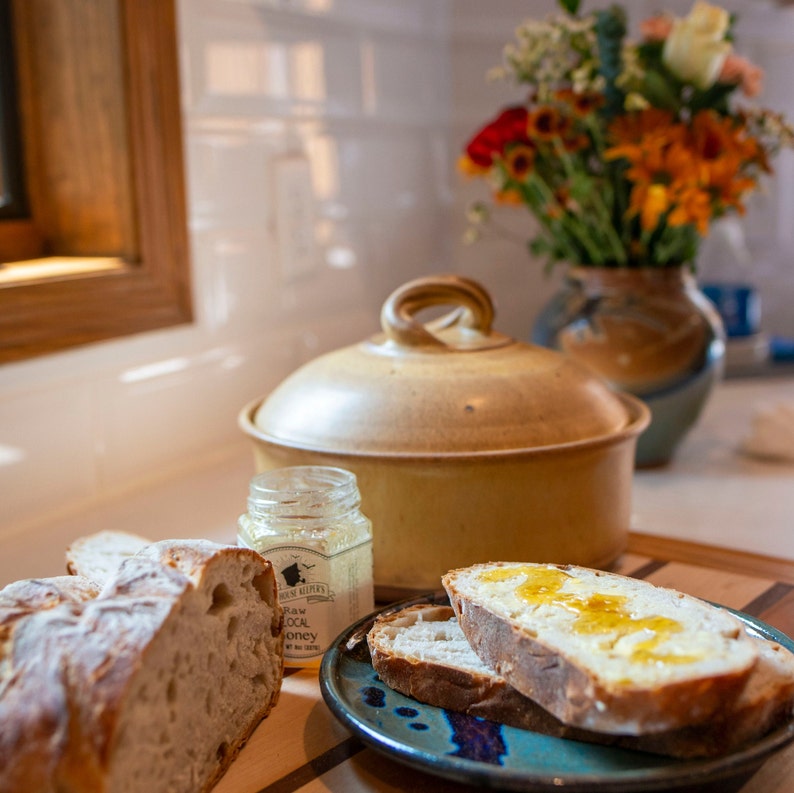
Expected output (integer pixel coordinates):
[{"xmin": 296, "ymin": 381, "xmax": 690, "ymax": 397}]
[
  {"xmin": 0, "ymin": 572, "xmax": 105, "ymax": 792},
  {"xmin": 0, "ymin": 611, "xmax": 83, "ymax": 793},
  {"xmin": 65, "ymin": 530, "xmax": 149, "ymax": 585},
  {"xmin": 443, "ymin": 562, "xmax": 759, "ymax": 735},
  {"xmin": 1, "ymin": 576, "xmax": 101, "ymax": 612}
]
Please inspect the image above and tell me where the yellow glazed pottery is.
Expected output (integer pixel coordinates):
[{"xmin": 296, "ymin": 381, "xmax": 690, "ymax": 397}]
[{"xmin": 240, "ymin": 275, "xmax": 649, "ymax": 597}]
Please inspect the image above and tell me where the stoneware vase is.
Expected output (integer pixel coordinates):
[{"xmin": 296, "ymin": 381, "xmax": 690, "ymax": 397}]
[{"xmin": 532, "ymin": 265, "xmax": 726, "ymax": 467}]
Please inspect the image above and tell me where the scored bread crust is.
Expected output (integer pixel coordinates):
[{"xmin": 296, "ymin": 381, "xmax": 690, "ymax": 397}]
[
  {"xmin": 368, "ymin": 603, "xmax": 794, "ymax": 758},
  {"xmin": 443, "ymin": 562, "xmax": 759, "ymax": 735},
  {"xmin": 0, "ymin": 540, "xmax": 285, "ymax": 793},
  {"xmin": 0, "ymin": 576, "xmax": 102, "ymax": 613},
  {"xmin": 65, "ymin": 529, "xmax": 150, "ymax": 586},
  {"xmin": 0, "ymin": 572, "xmax": 105, "ymax": 790}
]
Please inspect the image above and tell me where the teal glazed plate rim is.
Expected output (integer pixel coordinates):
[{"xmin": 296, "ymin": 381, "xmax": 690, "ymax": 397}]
[{"xmin": 319, "ymin": 592, "xmax": 794, "ymax": 793}]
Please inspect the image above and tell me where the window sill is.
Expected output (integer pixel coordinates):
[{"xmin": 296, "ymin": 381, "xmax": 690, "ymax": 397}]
[{"xmin": 0, "ymin": 256, "xmax": 124, "ymax": 286}]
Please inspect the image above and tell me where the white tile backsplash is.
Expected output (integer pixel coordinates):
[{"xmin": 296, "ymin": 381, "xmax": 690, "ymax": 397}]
[
  {"xmin": 1, "ymin": 0, "xmax": 793, "ymax": 545},
  {"xmin": 187, "ymin": 130, "xmax": 277, "ymax": 229},
  {"xmin": 0, "ymin": 385, "xmax": 98, "ymax": 529}
]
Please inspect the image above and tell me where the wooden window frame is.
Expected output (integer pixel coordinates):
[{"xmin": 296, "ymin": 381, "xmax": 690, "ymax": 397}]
[
  {"xmin": 0, "ymin": 0, "xmax": 27, "ymax": 222},
  {"xmin": 0, "ymin": 0, "xmax": 192, "ymax": 364}
]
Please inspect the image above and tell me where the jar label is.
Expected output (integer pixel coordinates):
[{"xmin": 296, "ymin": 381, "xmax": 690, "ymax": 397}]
[{"xmin": 254, "ymin": 541, "xmax": 373, "ymax": 666}]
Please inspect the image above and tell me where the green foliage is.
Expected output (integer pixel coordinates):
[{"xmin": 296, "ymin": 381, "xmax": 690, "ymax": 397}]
[
  {"xmin": 558, "ymin": 0, "xmax": 581, "ymax": 15},
  {"xmin": 594, "ymin": 6, "xmax": 627, "ymax": 121}
]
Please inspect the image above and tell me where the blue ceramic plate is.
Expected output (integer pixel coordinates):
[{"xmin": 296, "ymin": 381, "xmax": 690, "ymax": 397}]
[{"xmin": 319, "ymin": 592, "xmax": 794, "ymax": 793}]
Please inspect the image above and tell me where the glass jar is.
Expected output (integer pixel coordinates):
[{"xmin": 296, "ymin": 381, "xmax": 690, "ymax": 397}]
[{"xmin": 237, "ymin": 465, "xmax": 374, "ymax": 668}]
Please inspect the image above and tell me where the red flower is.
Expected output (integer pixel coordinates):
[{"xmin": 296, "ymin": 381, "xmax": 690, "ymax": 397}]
[{"xmin": 463, "ymin": 106, "xmax": 530, "ymax": 168}]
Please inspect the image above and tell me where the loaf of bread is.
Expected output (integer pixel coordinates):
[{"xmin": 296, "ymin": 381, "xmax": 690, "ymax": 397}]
[
  {"xmin": 443, "ymin": 562, "xmax": 760, "ymax": 735},
  {"xmin": 367, "ymin": 603, "xmax": 794, "ymax": 757},
  {"xmin": 65, "ymin": 529, "xmax": 149, "ymax": 584},
  {"xmin": 0, "ymin": 538, "xmax": 284, "ymax": 793}
]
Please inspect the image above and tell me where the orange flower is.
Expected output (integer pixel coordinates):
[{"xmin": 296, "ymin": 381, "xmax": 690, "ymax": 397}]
[
  {"xmin": 527, "ymin": 104, "xmax": 590, "ymax": 153},
  {"xmin": 604, "ymin": 107, "xmax": 774, "ymax": 235},
  {"xmin": 639, "ymin": 184, "xmax": 671, "ymax": 231},
  {"xmin": 494, "ymin": 189, "xmax": 524, "ymax": 205},
  {"xmin": 607, "ymin": 114, "xmax": 705, "ymax": 233},
  {"xmin": 553, "ymin": 89, "xmax": 605, "ymax": 117},
  {"xmin": 528, "ymin": 105, "xmax": 571, "ymax": 141},
  {"xmin": 688, "ymin": 111, "xmax": 764, "ymax": 210},
  {"xmin": 504, "ymin": 144, "xmax": 536, "ymax": 179},
  {"xmin": 707, "ymin": 157, "xmax": 755, "ymax": 211},
  {"xmin": 457, "ymin": 154, "xmax": 490, "ymax": 177},
  {"xmin": 667, "ymin": 186, "xmax": 712, "ymax": 235},
  {"xmin": 606, "ymin": 109, "xmax": 678, "ymax": 156},
  {"xmin": 689, "ymin": 111, "xmax": 731, "ymax": 161}
]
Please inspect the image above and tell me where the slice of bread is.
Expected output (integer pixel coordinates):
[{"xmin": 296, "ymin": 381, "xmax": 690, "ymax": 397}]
[
  {"xmin": 0, "ymin": 540, "xmax": 284, "ymax": 793},
  {"xmin": 367, "ymin": 604, "xmax": 602, "ymax": 741},
  {"xmin": 443, "ymin": 562, "xmax": 760, "ymax": 735},
  {"xmin": 367, "ymin": 603, "xmax": 794, "ymax": 758}
]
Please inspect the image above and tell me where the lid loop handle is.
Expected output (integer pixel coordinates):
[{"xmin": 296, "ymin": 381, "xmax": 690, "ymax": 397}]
[{"xmin": 380, "ymin": 274, "xmax": 495, "ymax": 348}]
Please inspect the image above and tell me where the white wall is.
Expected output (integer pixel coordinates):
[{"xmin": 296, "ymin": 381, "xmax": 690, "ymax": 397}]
[{"xmin": 0, "ymin": 0, "xmax": 792, "ymax": 544}]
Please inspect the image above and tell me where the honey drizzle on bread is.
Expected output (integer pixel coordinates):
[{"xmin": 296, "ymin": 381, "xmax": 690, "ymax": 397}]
[
  {"xmin": 479, "ymin": 565, "xmax": 701, "ymax": 665},
  {"xmin": 443, "ymin": 562, "xmax": 759, "ymax": 734}
]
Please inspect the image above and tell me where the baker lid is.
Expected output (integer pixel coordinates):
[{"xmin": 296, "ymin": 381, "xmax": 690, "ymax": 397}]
[{"xmin": 249, "ymin": 275, "xmax": 648, "ymax": 456}]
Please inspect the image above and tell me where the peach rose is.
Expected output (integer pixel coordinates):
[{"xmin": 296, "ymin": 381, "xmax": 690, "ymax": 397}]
[
  {"xmin": 720, "ymin": 54, "xmax": 764, "ymax": 97},
  {"xmin": 640, "ymin": 15, "xmax": 673, "ymax": 41}
]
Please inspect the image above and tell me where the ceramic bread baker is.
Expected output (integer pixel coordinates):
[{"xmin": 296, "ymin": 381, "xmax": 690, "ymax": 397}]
[{"xmin": 241, "ymin": 275, "xmax": 649, "ymax": 596}]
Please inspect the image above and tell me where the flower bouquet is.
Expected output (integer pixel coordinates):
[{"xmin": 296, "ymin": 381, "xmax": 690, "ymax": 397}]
[{"xmin": 459, "ymin": 0, "xmax": 793, "ymax": 270}]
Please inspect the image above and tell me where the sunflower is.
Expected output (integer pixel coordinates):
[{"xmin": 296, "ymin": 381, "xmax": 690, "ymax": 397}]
[
  {"xmin": 504, "ymin": 144, "xmax": 536, "ymax": 180},
  {"xmin": 527, "ymin": 105, "xmax": 572, "ymax": 141},
  {"xmin": 553, "ymin": 88, "xmax": 605, "ymax": 117}
]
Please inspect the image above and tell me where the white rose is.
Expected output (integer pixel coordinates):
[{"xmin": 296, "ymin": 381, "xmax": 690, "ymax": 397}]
[{"xmin": 663, "ymin": 1, "xmax": 732, "ymax": 89}]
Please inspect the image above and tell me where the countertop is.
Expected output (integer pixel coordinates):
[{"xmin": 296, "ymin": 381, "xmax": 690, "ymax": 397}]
[
  {"xmin": 211, "ymin": 540, "xmax": 794, "ymax": 793},
  {"xmin": 1, "ymin": 374, "xmax": 793, "ymax": 587},
  {"xmin": 632, "ymin": 374, "xmax": 794, "ymax": 562},
  {"xmin": 2, "ymin": 375, "xmax": 794, "ymax": 792}
]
